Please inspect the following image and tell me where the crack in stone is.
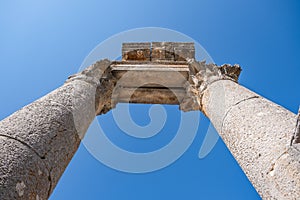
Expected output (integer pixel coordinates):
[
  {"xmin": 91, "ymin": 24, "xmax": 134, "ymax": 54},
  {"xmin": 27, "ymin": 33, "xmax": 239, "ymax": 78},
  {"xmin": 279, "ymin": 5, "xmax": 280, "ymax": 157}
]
[
  {"xmin": 0, "ymin": 134, "xmax": 43, "ymax": 159},
  {"xmin": 291, "ymin": 107, "xmax": 300, "ymax": 145},
  {"xmin": 0, "ymin": 133, "xmax": 52, "ymax": 198},
  {"xmin": 268, "ymin": 149, "xmax": 289, "ymax": 175},
  {"xmin": 220, "ymin": 96, "xmax": 260, "ymax": 135},
  {"xmin": 47, "ymin": 168, "xmax": 53, "ymax": 199}
]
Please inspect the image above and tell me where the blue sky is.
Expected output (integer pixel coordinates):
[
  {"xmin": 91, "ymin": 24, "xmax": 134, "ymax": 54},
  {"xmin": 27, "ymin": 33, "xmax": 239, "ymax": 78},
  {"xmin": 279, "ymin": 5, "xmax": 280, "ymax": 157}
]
[{"xmin": 0, "ymin": 1, "xmax": 299, "ymax": 199}]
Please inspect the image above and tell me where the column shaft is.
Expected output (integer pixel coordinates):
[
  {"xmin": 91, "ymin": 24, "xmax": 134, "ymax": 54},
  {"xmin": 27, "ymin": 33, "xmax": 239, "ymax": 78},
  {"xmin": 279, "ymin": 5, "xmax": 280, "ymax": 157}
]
[
  {"xmin": 202, "ymin": 80, "xmax": 299, "ymax": 199},
  {"xmin": 0, "ymin": 60, "xmax": 112, "ymax": 199}
]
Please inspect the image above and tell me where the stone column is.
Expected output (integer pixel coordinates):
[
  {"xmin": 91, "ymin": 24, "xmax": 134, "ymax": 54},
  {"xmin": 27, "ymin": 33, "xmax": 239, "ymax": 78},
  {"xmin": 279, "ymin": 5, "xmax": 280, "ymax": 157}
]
[
  {"xmin": 1, "ymin": 42, "xmax": 298, "ymax": 200},
  {"xmin": 0, "ymin": 60, "xmax": 115, "ymax": 200},
  {"xmin": 188, "ymin": 60, "xmax": 300, "ymax": 199}
]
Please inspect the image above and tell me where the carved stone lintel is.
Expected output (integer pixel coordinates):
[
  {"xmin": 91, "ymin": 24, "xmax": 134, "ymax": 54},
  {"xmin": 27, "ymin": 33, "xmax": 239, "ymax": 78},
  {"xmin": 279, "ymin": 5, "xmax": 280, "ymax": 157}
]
[{"xmin": 65, "ymin": 44, "xmax": 242, "ymax": 115}]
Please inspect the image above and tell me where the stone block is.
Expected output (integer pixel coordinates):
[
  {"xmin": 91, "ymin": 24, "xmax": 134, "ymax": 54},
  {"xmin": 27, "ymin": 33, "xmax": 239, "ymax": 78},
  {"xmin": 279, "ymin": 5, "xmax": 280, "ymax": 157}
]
[
  {"xmin": 173, "ymin": 42, "xmax": 195, "ymax": 61},
  {"xmin": 152, "ymin": 42, "xmax": 174, "ymax": 61},
  {"xmin": 122, "ymin": 42, "xmax": 151, "ymax": 61}
]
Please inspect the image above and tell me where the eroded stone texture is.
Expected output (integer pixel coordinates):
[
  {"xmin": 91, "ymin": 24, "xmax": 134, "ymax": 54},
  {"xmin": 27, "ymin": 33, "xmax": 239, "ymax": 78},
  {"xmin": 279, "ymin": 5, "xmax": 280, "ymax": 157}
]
[
  {"xmin": 0, "ymin": 59, "xmax": 114, "ymax": 199},
  {"xmin": 173, "ymin": 42, "xmax": 195, "ymax": 61},
  {"xmin": 122, "ymin": 43, "xmax": 151, "ymax": 61},
  {"xmin": 0, "ymin": 136, "xmax": 50, "ymax": 200},
  {"xmin": 201, "ymin": 80, "xmax": 299, "ymax": 199},
  {"xmin": 179, "ymin": 60, "xmax": 242, "ymax": 112},
  {"xmin": 122, "ymin": 42, "xmax": 195, "ymax": 62},
  {"xmin": 152, "ymin": 42, "xmax": 174, "ymax": 61}
]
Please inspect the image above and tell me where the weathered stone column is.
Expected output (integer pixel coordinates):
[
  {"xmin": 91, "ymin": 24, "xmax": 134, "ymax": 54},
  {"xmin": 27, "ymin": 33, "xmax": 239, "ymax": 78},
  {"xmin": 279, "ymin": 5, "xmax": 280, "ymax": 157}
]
[
  {"xmin": 188, "ymin": 60, "xmax": 300, "ymax": 199},
  {"xmin": 0, "ymin": 60, "xmax": 115, "ymax": 200}
]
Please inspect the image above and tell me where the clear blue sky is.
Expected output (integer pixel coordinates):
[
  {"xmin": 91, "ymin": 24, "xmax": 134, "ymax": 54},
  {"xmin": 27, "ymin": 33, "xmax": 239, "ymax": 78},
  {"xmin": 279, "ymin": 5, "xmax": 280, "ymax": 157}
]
[{"xmin": 0, "ymin": 1, "xmax": 299, "ymax": 199}]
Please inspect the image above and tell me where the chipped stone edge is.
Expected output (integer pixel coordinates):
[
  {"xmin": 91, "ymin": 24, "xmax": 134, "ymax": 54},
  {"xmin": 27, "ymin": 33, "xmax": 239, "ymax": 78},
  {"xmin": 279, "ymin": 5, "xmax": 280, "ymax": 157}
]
[
  {"xmin": 179, "ymin": 59, "xmax": 242, "ymax": 112},
  {"xmin": 65, "ymin": 59, "xmax": 117, "ymax": 115},
  {"xmin": 291, "ymin": 107, "xmax": 300, "ymax": 145}
]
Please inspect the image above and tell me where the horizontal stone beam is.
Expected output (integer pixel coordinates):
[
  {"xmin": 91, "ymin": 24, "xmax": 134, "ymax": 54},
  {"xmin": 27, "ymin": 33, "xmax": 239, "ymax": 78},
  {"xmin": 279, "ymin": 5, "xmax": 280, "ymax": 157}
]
[{"xmin": 110, "ymin": 60, "xmax": 190, "ymax": 106}]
